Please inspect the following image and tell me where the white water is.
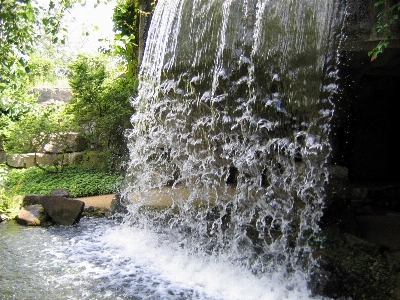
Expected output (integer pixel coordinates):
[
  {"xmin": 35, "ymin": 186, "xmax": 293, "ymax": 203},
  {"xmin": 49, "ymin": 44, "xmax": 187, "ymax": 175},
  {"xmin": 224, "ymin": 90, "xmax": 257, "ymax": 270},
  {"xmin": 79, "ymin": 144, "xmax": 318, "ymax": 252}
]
[{"xmin": 122, "ymin": 0, "xmax": 343, "ymax": 298}]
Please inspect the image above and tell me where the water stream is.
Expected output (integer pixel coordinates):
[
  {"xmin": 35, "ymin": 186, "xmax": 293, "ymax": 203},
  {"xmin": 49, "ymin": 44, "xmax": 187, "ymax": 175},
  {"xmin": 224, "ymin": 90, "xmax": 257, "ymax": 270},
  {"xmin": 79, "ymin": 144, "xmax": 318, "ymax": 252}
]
[{"xmin": 1, "ymin": 0, "xmax": 344, "ymax": 299}]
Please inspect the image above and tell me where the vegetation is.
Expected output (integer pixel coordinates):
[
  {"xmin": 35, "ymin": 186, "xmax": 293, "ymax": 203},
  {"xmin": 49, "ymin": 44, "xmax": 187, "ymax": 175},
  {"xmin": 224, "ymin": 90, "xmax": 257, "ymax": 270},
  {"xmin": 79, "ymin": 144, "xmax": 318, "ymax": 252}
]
[
  {"xmin": 369, "ymin": 0, "xmax": 400, "ymax": 60},
  {"xmin": 67, "ymin": 53, "xmax": 136, "ymax": 167},
  {"xmin": 0, "ymin": 0, "xmax": 151, "ymax": 216},
  {"xmin": 4, "ymin": 165, "xmax": 122, "ymax": 197},
  {"xmin": 0, "ymin": 164, "xmax": 122, "ymax": 216},
  {"xmin": 0, "ymin": 0, "xmax": 74, "ymax": 90}
]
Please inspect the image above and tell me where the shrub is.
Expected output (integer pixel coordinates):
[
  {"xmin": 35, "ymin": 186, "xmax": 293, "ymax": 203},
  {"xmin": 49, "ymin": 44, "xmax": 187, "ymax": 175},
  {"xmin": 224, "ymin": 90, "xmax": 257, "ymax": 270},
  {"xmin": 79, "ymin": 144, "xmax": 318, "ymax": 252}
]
[
  {"xmin": 67, "ymin": 54, "xmax": 136, "ymax": 169},
  {"xmin": 4, "ymin": 101, "xmax": 76, "ymax": 157},
  {"xmin": 3, "ymin": 165, "xmax": 123, "ymax": 198}
]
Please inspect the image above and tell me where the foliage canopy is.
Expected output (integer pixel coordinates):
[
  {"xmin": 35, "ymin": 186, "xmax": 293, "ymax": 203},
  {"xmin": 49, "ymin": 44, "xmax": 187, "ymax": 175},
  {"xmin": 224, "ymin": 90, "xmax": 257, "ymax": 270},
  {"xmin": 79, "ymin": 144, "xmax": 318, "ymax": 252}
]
[{"xmin": 0, "ymin": 0, "xmax": 74, "ymax": 90}]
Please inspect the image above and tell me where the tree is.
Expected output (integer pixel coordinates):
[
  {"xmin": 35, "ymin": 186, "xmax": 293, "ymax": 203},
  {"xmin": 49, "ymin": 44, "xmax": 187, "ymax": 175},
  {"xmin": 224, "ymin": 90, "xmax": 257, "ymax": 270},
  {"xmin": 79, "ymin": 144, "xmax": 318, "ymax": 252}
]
[
  {"xmin": 111, "ymin": 0, "xmax": 157, "ymax": 76},
  {"xmin": 0, "ymin": 0, "xmax": 75, "ymax": 90},
  {"xmin": 67, "ymin": 53, "xmax": 136, "ymax": 165}
]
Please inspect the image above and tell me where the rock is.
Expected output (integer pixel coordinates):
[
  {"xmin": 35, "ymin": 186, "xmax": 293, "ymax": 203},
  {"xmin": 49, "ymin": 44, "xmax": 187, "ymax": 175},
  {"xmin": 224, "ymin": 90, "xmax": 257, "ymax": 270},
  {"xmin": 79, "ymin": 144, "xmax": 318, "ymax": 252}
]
[
  {"xmin": 31, "ymin": 153, "xmax": 57, "ymax": 166},
  {"xmin": 22, "ymin": 194, "xmax": 85, "ymax": 225},
  {"xmin": 50, "ymin": 188, "xmax": 70, "ymax": 198},
  {"xmin": 23, "ymin": 194, "xmax": 44, "ymax": 206},
  {"xmin": 107, "ymin": 193, "xmax": 128, "ymax": 217},
  {"xmin": 16, "ymin": 204, "xmax": 48, "ymax": 226},
  {"xmin": 6, "ymin": 153, "xmax": 25, "ymax": 168},
  {"xmin": 0, "ymin": 213, "xmax": 10, "ymax": 222},
  {"xmin": 67, "ymin": 152, "xmax": 84, "ymax": 165},
  {"xmin": 84, "ymin": 206, "xmax": 95, "ymax": 213},
  {"xmin": 39, "ymin": 196, "xmax": 85, "ymax": 225},
  {"xmin": 30, "ymin": 87, "xmax": 72, "ymax": 103},
  {"xmin": 325, "ymin": 165, "xmax": 349, "ymax": 204},
  {"xmin": 344, "ymin": 233, "xmax": 382, "ymax": 255}
]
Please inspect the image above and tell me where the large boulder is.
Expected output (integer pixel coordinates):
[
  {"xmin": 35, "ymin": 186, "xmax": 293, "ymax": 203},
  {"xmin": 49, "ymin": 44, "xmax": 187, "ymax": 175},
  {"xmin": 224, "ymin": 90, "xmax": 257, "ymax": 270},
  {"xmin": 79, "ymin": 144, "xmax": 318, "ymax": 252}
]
[
  {"xmin": 16, "ymin": 204, "xmax": 48, "ymax": 226},
  {"xmin": 39, "ymin": 196, "xmax": 85, "ymax": 225}
]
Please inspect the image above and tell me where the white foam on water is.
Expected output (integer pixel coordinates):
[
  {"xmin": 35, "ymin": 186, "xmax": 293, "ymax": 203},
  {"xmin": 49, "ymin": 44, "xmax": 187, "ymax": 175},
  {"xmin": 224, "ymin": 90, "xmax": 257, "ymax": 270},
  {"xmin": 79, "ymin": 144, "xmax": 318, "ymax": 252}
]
[{"xmin": 20, "ymin": 218, "xmax": 323, "ymax": 300}]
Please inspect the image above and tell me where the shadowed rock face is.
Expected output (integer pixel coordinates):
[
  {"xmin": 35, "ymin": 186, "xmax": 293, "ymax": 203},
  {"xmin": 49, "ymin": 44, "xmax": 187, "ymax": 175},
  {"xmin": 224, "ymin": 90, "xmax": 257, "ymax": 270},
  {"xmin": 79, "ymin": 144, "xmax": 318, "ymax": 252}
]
[{"xmin": 40, "ymin": 196, "xmax": 85, "ymax": 225}]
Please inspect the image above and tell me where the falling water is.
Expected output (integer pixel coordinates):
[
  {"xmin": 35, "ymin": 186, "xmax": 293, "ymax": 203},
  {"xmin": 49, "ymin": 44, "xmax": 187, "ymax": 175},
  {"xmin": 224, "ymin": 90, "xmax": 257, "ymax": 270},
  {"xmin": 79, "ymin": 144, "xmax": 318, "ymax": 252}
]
[{"xmin": 121, "ymin": 0, "xmax": 344, "ymax": 298}]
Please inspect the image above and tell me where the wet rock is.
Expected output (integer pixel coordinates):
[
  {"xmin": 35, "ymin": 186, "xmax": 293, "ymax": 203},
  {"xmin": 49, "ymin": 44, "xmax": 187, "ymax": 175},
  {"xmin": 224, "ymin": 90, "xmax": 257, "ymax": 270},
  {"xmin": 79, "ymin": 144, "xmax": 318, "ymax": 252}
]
[
  {"xmin": 83, "ymin": 206, "xmax": 108, "ymax": 218},
  {"xmin": 50, "ymin": 188, "xmax": 70, "ymax": 198},
  {"xmin": 107, "ymin": 193, "xmax": 128, "ymax": 218},
  {"xmin": 16, "ymin": 204, "xmax": 48, "ymax": 226},
  {"xmin": 325, "ymin": 165, "xmax": 349, "ymax": 204},
  {"xmin": 39, "ymin": 196, "xmax": 85, "ymax": 225},
  {"xmin": 84, "ymin": 206, "xmax": 95, "ymax": 213}
]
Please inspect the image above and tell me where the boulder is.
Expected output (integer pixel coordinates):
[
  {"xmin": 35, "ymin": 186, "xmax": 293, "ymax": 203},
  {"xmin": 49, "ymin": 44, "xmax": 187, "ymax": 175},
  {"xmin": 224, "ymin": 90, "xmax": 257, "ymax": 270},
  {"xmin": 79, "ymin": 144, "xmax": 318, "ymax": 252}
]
[
  {"xmin": 50, "ymin": 188, "xmax": 70, "ymax": 198},
  {"xmin": 39, "ymin": 196, "xmax": 85, "ymax": 225},
  {"xmin": 16, "ymin": 204, "xmax": 48, "ymax": 226},
  {"xmin": 6, "ymin": 153, "xmax": 25, "ymax": 168}
]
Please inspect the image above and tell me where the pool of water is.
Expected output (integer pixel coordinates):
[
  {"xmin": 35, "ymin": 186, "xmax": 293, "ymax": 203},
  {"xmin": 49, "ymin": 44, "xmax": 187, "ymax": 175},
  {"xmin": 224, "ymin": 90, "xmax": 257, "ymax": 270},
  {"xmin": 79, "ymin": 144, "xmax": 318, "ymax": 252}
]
[{"xmin": 0, "ymin": 218, "xmax": 322, "ymax": 300}]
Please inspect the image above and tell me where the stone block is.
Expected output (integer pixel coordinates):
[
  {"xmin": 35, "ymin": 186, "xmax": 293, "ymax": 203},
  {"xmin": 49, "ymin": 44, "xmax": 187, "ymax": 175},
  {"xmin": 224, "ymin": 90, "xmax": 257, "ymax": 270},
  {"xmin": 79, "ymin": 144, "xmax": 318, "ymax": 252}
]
[
  {"xmin": 39, "ymin": 132, "xmax": 80, "ymax": 154},
  {"xmin": 6, "ymin": 153, "xmax": 25, "ymax": 168},
  {"xmin": 23, "ymin": 153, "xmax": 36, "ymax": 168},
  {"xmin": 82, "ymin": 151, "xmax": 109, "ymax": 170},
  {"xmin": 34, "ymin": 153, "xmax": 57, "ymax": 166},
  {"xmin": 67, "ymin": 152, "xmax": 83, "ymax": 166}
]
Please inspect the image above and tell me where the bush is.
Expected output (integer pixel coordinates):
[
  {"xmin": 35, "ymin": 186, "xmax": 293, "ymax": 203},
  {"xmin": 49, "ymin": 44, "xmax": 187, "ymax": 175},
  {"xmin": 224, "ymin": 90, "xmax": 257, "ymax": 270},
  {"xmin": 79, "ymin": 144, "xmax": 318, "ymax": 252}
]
[
  {"xmin": 27, "ymin": 55, "xmax": 57, "ymax": 86},
  {"xmin": 3, "ymin": 165, "xmax": 123, "ymax": 198},
  {"xmin": 67, "ymin": 53, "xmax": 136, "ymax": 169},
  {"xmin": 0, "ymin": 164, "xmax": 22, "ymax": 215},
  {"xmin": 4, "ymin": 100, "xmax": 76, "ymax": 156}
]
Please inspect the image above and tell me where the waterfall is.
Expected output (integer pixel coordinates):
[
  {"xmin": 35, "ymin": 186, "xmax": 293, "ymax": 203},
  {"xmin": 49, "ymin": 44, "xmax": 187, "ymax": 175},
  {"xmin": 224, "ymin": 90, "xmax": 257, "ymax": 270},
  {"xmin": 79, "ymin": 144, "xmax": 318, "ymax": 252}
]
[{"xmin": 122, "ymin": 0, "xmax": 344, "ymax": 297}]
